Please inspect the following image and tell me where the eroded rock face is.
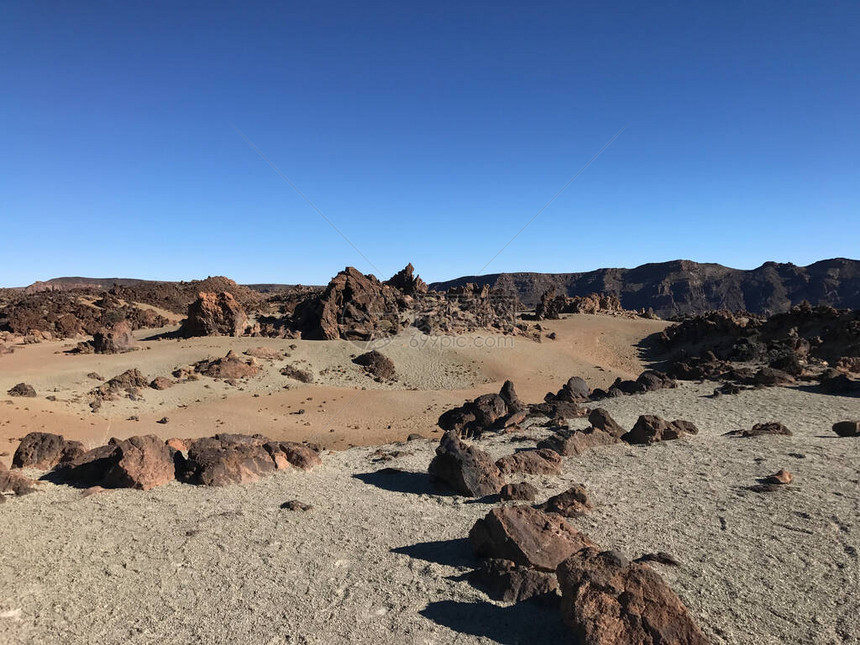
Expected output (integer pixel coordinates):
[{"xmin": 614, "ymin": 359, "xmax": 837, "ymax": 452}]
[
  {"xmin": 470, "ymin": 558, "xmax": 559, "ymax": 603},
  {"xmin": 495, "ymin": 449, "xmax": 562, "ymax": 476},
  {"xmin": 469, "ymin": 505, "xmax": 595, "ymax": 571},
  {"xmin": 537, "ymin": 427, "xmax": 620, "ymax": 456},
  {"xmin": 428, "ymin": 431, "xmax": 504, "ymax": 497},
  {"xmin": 556, "ymin": 548, "xmax": 709, "ymax": 645},
  {"xmin": 384, "ymin": 263, "xmax": 428, "ymax": 295},
  {"xmin": 179, "ymin": 291, "xmax": 248, "ymax": 337},
  {"xmin": 353, "ymin": 350, "xmax": 396, "ymax": 381},
  {"xmin": 184, "ymin": 435, "xmax": 276, "ymax": 486},
  {"xmin": 12, "ymin": 432, "xmax": 82, "ymax": 470},
  {"xmin": 622, "ymin": 416, "xmax": 699, "ymax": 445},
  {"xmin": 92, "ymin": 320, "xmax": 136, "ymax": 354}
]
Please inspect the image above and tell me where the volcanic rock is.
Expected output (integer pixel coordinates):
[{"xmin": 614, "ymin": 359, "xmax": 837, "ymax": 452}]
[
  {"xmin": 280, "ymin": 500, "xmax": 313, "ymax": 511},
  {"xmin": 547, "ymin": 376, "xmax": 590, "ymax": 403},
  {"xmin": 537, "ymin": 427, "xmax": 620, "ymax": 456},
  {"xmin": 470, "ymin": 558, "xmax": 559, "ymax": 603},
  {"xmin": 280, "ymin": 365, "xmax": 314, "ymax": 383},
  {"xmin": 194, "ymin": 351, "xmax": 259, "ymax": 379},
  {"xmin": 184, "ymin": 434, "xmax": 276, "ymax": 486},
  {"xmin": 179, "ymin": 291, "xmax": 248, "ymax": 337},
  {"xmin": 438, "ymin": 384, "xmax": 521, "ymax": 439},
  {"xmin": 724, "ymin": 422, "xmax": 792, "ymax": 438},
  {"xmin": 353, "ymin": 350, "xmax": 396, "ymax": 381},
  {"xmin": 150, "ymin": 376, "xmax": 174, "ymax": 390},
  {"xmin": 385, "ymin": 263, "xmax": 428, "ymax": 295},
  {"xmin": 622, "ymin": 416, "xmax": 699, "ymax": 445},
  {"xmin": 8, "ymin": 383, "xmax": 36, "ymax": 397},
  {"xmin": 91, "ymin": 320, "xmax": 136, "ymax": 354},
  {"xmin": 500, "ymin": 482, "xmax": 539, "ymax": 501},
  {"xmin": 538, "ymin": 484, "xmax": 593, "ymax": 517},
  {"xmin": 832, "ymin": 420, "xmax": 860, "ymax": 437},
  {"xmin": 495, "ymin": 449, "xmax": 562, "ymax": 476},
  {"xmin": 556, "ymin": 547, "xmax": 709, "ymax": 645},
  {"xmin": 587, "ymin": 408, "xmax": 625, "ymax": 438},
  {"xmin": 763, "ymin": 469, "xmax": 793, "ymax": 485},
  {"xmin": 264, "ymin": 441, "xmax": 322, "ymax": 470},
  {"xmin": 12, "ymin": 432, "xmax": 82, "ymax": 470},
  {"xmin": 102, "ymin": 435, "xmax": 175, "ymax": 490},
  {"xmin": 469, "ymin": 505, "xmax": 595, "ymax": 571},
  {"xmin": 0, "ymin": 468, "xmax": 36, "ymax": 496},
  {"xmin": 428, "ymin": 431, "xmax": 504, "ymax": 497}
]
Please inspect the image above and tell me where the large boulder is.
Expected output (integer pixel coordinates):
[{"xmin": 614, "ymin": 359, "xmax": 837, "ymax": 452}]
[
  {"xmin": 546, "ymin": 376, "xmax": 590, "ymax": 403},
  {"xmin": 556, "ymin": 547, "xmax": 709, "ymax": 645},
  {"xmin": 92, "ymin": 320, "xmax": 136, "ymax": 354},
  {"xmin": 622, "ymin": 416, "xmax": 699, "ymax": 445},
  {"xmin": 537, "ymin": 427, "xmax": 620, "ymax": 456},
  {"xmin": 469, "ymin": 505, "xmax": 595, "ymax": 571},
  {"xmin": 428, "ymin": 431, "xmax": 504, "ymax": 497},
  {"xmin": 587, "ymin": 408, "xmax": 625, "ymax": 438},
  {"xmin": 184, "ymin": 434, "xmax": 277, "ymax": 486},
  {"xmin": 495, "ymin": 449, "xmax": 562, "ymax": 475},
  {"xmin": 179, "ymin": 291, "xmax": 248, "ymax": 337},
  {"xmin": 12, "ymin": 432, "xmax": 83, "ymax": 470},
  {"xmin": 102, "ymin": 435, "xmax": 175, "ymax": 490}
]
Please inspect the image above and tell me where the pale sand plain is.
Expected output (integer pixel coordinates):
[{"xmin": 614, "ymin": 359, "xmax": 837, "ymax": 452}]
[{"xmin": 1, "ymin": 315, "xmax": 858, "ymax": 644}]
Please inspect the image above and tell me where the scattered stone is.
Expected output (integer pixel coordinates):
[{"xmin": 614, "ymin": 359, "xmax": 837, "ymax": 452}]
[
  {"xmin": 495, "ymin": 449, "xmax": 562, "ymax": 475},
  {"xmin": 264, "ymin": 441, "xmax": 322, "ymax": 470},
  {"xmin": 353, "ymin": 350, "xmax": 396, "ymax": 380},
  {"xmin": 470, "ymin": 558, "xmax": 559, "ymax": 603},
  {"xmin": 194, "ymin": 351, "xmax": 259, "ymax": 379},
  {"xmin": 157, "ymin": 417, "xmax": 169, "ymax": 424},
  {"xmin": 587, "ymin": 408, "xmax": 625, "ymax": 438},
  {"xmin": 280, "ymin": 365, "xmax": 314, "ymax": 383},
  {"xmin": 763, "ymin": 469, "xmax": 793, "ymax": 485},
  {"xmin": 537, "ymin": 427, "xmax": 620, "ymax": 456},
  {"xmin": 556, "ymin": 548, "xmax": 709, "ymax": 645},
  {"xmin": 622, "ymin": 415, "xmax": 699, "ymax": 445},
  {"xmin": 832, "ymin": 421, "xmax": 860, "ymax": 437},
  {"xmin": 500, "ymin": 482, "xmax": 538, "ymax": 501},
  {"xmin": 428, "ymin": 430, "xmax": 504, "ymax": 497},
  {"xmin": 538, "ymin": 484, "xmax": 593, "ymax": 517},
  {"xmin": 528, "ymin": 401, "xmax": 589, "ymax": 420},
  {"xmin": 470, "ymin": 505, "xmax": 595, "ymax": 571},
  {"xmin": 7, "ymin": 383, "xmax": 36, "ymax": 398},
  {"xmin": 87, "ymin": 372, "xmax": 104, "ymax": 381},
  {"xmin": 150, "ymin": 376, "xmax": 174, "ymax": 390},
  {"xmin": 725, "ymin": 422, "xmax": 792, "ymax": 438},
  {"xmin": 280, "ymin": 500, "xmax": 313, "ymax": 511},
  {"xmin": 179, "ymin": 291, "xmax": 248, "ymax": 337}
]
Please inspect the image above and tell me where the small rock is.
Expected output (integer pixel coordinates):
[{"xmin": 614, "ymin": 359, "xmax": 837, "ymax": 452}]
[
  {"xmin": 500, "ymin": 482, "xmax": 538, "ymax": 501},
  {"xmin": 280, "ymin": 500, "xmax": 313, "ymax": 511}
]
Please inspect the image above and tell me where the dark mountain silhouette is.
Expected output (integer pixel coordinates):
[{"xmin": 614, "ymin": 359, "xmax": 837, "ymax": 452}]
[{"xmin": 429, "ymin": 258, "xmax": 860, "ymax": 318}]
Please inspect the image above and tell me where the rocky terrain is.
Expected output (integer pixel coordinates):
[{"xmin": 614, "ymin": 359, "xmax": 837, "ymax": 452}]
[{"xmin": 431, "ymin": 257, "xmax": 860, "ymax": 318}]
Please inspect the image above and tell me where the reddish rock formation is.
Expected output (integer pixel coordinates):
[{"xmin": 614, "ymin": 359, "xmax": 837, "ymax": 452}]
[
  {"xmin": 102, "ymin": 435, "xmax": 175, "ymax": 490},
  {"xmin": 428, "ymin": 431, "xmax": 504, "ymax": 497},
  {"xmin": 538, "ymin": 484, "xmax": 593, "ymax": 518},
  {"xmin": 556, "ymin": 547, "xmax": 709, "ymax": 645},
  {"xmin": 384, "ymin": 263, "xmax": 428, "ymax": 295},
  {"xmin": 495, "ymin": 449, "xmax": 562, "ymax": 476},
  {"xmin": 91, "ymin": 320, "xmax": 136, "ymax": 353},
  {"xmin": 194, "ymin": 351, "xmax": 259, "ymax": 379},
  {"xmin": 8, "ymin": 383, "xmax": 36, "ymax": 397},
  {"xmin": 832, "ymin": 420, "xmax": 860, "ymax": 437},
  {"xmin": 179, "ymin": 291, "xmax": 248, "ymax": 337},
  {"xmin": 587, "ymin": 408, "xmax": 625, "ymax": 438},
  {"xmin": 438, "ymin": 382, "xmax": 524, "ymax": 439},
  {"xmin": 537, "ymin": 427, "xmax": 620, "ymax": 456},
  {"xmin": 12, "ymin": 432, "xmax": 83, "ymax": 470},
  {"xmin": 264, "ymin": 441, "xmax": 322, "ymax": 470},
  {"xmin": 353, "ymin": 350, "xmax": 396, "ymax": 381},
  {"xmin": 184, "ymin": 434, "xmax": 276, "ymax": 486},
  {"xmin": 500, "ymin": 482, "xmax": 539, "ymax": 501},
  {"xmin": 470, "ymin": 505, "xmax": 595, "ymax": 571},
  {"xmin": 150, "ymin": 376, "xmax": 174, "ymax": 390}
]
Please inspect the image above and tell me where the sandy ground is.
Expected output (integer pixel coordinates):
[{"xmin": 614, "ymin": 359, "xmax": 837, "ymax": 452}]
[
  {"xmin": 0, "ymin": 382, "xmax": 858, "ymax": 644},
  {"xmin": 0, "ymin": 315, "xmax": 665, "ymax": 464}
]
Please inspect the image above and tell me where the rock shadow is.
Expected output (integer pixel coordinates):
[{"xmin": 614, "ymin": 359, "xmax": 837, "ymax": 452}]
[
  {"xmin": 353, "ymin": 469, "xmax": 442, "ymax": 496},
  {"xmin": 391, "ymin": 538, "xmax": 476, "ymax": 569},
  {"xmin": 420, "ymin": 599, "xmax": 569, "ymax": 644}
]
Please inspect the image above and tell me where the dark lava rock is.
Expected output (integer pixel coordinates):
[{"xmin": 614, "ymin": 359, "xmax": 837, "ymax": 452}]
[
  {"xmin": 428, "ymin": 431, "xmax": 504, "ymax": 497},
  {"xmin": 587, "ymin": 408, "xmax": 625, "ymax": 438},
  {"xmin": 353, "ymin": 350, "xmax": 396, "ymax": 381},
  {"xmin": 184, "ymin": 435, "xmax": 276, "ymax": 486},
  {"xmin": 470, "ymin": 558, "xmax": 559, "ymax": 603},
  {"xmin": 12, "ymin": 432, "xmax": 82, "ymax": 470},
  {"xmin": 538, "ymin": 484, "xmax": 593, "ymax": 517},
  {"xmin": 179, "ymin": 291, "xmax": 248, "ymax": 337},
  {"xmin": 280, "ymin": 500, "xmax": 313, "ymax": 511},
  {"xmin": 495, "ymin": 449, "xmax": 562, "ymax": 476},
  {"xmin": 8, "ymin": 383, "xmax": 36, "ymax": 397},
  {"xmin": 537, "ymin": 427, "xmax": 620, "ymax": 456},
  {"xmin": 622, "ymin": 415, "xmax": 699, "ymax": 445},
  {"xmin": 724, "ymin": 422, "xmax": 792, "ymax": 438},
  {"xmin": 500, "ymin": 482, "xmax": 539, "ymax": 501}
]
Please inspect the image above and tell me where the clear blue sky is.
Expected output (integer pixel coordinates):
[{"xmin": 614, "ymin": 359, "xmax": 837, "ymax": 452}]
[{"xmin": 1, "ymin": 1, "xmax": 857, "ymax": 287}]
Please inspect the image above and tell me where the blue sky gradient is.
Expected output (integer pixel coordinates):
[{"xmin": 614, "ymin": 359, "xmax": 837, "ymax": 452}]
[{"xmin": 1, "ymin": 1, "xmax": 857, "ymax": 286}]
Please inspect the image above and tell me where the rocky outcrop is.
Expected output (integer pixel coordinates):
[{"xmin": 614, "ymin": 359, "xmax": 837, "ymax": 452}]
[
  {"xmin": 428, "ymin": 431, "xmax": 504, "ymax": 497},
  {"xmin": 193, "ymin": 351, "xmax": 260, "ymax": 379},
  {"xmin": 384, "ymin": 263, "xmax": 428, "ymax": 295},
  {"xmin": 430, "ymin": 257, "xmax": 860, "ymax": 317},
  {"xmin": 469, "ymin": 505, "xmax": 595, "ymax": 571},
  {"xmin": 536, "ymin": 289, "xmax": 634, "ymax": 319},
  {"xmin": 179, "ymin": 292, "xmax": 248, "ymax": 337},
  {"xmin": 556, "ymin": 547, "xmax": 709, "ymax": 645},
  {"xmin": 438, "ymin": 382, "xmax": 523, "ymax": 439}
]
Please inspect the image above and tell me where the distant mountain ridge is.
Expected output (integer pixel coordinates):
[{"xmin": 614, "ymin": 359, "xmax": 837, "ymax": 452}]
[{"xmin": 429, "ymin": 258, "xmax": 860, "ymax": 318}]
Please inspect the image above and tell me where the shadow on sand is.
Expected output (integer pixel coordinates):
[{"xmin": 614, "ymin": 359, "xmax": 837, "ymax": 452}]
[
  {"xmin": 391, "ymin": 537, "xmax": 476, "ymax": 569},
  {"xmin": 420, "ymin": 599, "xmax": 569, "ymax": 644},
  {"xmin": 352, "ymin": 469, "xmax": 442, "ymax": 496}
]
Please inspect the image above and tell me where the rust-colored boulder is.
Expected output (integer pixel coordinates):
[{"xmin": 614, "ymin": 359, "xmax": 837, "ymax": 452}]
[
  {"xmin": 470, "ymin": 558, "xmax": 559, "ymax": 603},
  {"xmin": 185, "ymin": 435, "xmax": 276, "ymax": 486},
  {"xmin": 428, "ymin": 431, "xmax": 504, "ymax": 497},
  {"xmin": 469, "ymin": 505, "xmax": 595, "ymax": 571},
  {"xmin": 528, "ymin": 400, "xmax": 590, "ymax": 420},
  {"xmin": 92, "ymin": 320, "xmax": 136, "ymax": 354},
  {"xmin": 179, "ymin": 291, "xmax": 248, "ymax": 337},
  {"xmin": 500, "ymin": 482, "xmax": 539, "ymax": 501},
  {"xmin": 537, "ymin": 427, "xmax": 620, "ymax": 456},
  {"xmin": 60, "ymin": 444, "xmax": 122, "ymax": 485},
  {"xmin": 622, "ymin": 416, "xmax": 699, "ymax": 445},
  {"xmin": 150, "ymin": 376, "xmax": 174, "ymax": 390},
  {"xmin": 102, "ymin": 435, "xmax": 175, "ymax": 490},
  {"xmin": 495, "ymin": 448, "xmax": 562, "ymax": 475},
  {"xmin": 556, "ymin": 548, "xmax": 709, "ymax": 645},
  {"xmin": 832, "ymin": 420, "xmax": 860, "ymax": 437},
  {"xmin": 194, "ymin": 351, "xmax": 260, "ymax": 379},
  {"xmin": 539, "ymin": 484, "xmax": 593, "ymax": 517},
  {"xmin": 587, "ymin": 408, "xmax": 625, "ymax": 438}
]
